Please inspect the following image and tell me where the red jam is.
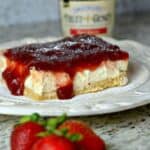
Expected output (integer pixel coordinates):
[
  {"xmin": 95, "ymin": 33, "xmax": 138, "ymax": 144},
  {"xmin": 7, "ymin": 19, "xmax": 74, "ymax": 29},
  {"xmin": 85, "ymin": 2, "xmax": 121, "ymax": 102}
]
[{"xmin": 2, "ymin": 34, "xmax": 129, "ymax": 99}]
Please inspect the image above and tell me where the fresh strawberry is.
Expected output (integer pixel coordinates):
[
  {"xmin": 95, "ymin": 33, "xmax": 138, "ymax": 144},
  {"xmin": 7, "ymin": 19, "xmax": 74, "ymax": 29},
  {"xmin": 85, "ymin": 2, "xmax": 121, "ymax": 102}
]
[
  {"xmin": 31, "ymin": 134, "xmax": 76, "ymax": 150},
  {"xmin": 59, "ymin": 120, "xmax": 106, "ymax": 150},
  {"xmin": 11, "ymin": 113, "xmax": 45, "ymax": 150},
  {"xmin": 11, "ymin": 113, "xmax": 106, "ymax": 150}
]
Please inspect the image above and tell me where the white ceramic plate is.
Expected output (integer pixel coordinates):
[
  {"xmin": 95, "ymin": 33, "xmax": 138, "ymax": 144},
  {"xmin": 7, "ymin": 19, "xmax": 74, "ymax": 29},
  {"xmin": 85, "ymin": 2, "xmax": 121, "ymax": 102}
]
[{"xmin": 0, "ymin": 37, "xmax": 150, "ymax": 116}]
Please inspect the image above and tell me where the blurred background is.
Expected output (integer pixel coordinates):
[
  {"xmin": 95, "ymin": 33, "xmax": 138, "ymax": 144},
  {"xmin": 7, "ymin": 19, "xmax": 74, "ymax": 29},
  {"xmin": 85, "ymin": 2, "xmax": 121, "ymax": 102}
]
[{"xmin": 0, "ymin": 0, "xmax": 149, "ymax": 44}]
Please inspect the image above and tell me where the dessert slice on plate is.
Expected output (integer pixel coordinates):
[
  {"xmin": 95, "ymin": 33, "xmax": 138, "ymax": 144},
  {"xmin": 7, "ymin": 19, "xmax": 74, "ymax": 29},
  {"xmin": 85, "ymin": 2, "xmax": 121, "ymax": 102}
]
[{"xmin": 0, "ymin": 34, "xmax": 129, "ymax": 100}]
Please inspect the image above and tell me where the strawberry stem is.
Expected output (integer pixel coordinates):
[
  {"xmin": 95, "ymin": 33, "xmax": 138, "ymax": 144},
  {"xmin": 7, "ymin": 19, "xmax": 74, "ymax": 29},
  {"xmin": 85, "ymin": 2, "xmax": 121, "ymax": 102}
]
[
  {"xmin": 30, "ymin": 113, "xmax": 40, "ymax": 121},
  {"xmin": 37, "ymin": 131, "xmax": 49, "ymax": 137},
  {"xmin": 19, "ymin": 116, "xmax": 31, "ymax": 124},
  {"xmin": 46, "ymin": 113, "xmax": 67, "ymax": 131},
  {"xmin": 19, "ymin": 113, "xmax": 83, "ymax": 143},
  {"xmin": 67, "ymin": 133, "xmax": 83, "ymax": 142},
  {"xmin": 19, "ymin": 113, "xmax": 45, "ymax": 125},
  {"xmin": 60, "ymin": 128, "xmax": 68, "ymax": 135}
]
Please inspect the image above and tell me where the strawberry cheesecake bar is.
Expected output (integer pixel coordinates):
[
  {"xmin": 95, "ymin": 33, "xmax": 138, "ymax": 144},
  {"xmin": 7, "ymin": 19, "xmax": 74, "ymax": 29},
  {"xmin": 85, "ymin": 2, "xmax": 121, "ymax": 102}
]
[{"xmin": 0, "ymin": 34, "xmax": 129, "ymax": 100}]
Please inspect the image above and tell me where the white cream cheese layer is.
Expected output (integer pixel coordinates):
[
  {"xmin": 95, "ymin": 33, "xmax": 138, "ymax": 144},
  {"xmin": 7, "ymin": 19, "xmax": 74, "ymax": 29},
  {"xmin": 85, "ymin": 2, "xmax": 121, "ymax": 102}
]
[
  {"xmin": 74, "ymin": 60, "xmax": 128, "ymax": 91},
  {"xmin": 25, "ymin": 69, "xmax": 57, "ymax": 95},
  {"xmin": 0, "ymin": 55, "xmax": 7, "ymax": 82},
  {"xmin": 24, "ymin": 60, "xmax": 128, "ymax": 95}
]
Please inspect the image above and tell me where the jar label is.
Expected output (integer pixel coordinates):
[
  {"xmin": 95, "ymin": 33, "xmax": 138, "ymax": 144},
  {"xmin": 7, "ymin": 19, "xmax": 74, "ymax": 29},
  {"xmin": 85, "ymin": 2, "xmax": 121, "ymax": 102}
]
[{"xmin": 60, "ymin": 0, "xmax": 115, "ymax": 36}]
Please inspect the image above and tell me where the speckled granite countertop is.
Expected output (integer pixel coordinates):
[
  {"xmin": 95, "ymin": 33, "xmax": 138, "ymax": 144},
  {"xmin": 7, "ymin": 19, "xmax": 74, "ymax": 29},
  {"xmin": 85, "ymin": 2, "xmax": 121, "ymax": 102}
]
[{"xmin": 0, "ymin": 14, "xmax": 150, "ymax": 150}]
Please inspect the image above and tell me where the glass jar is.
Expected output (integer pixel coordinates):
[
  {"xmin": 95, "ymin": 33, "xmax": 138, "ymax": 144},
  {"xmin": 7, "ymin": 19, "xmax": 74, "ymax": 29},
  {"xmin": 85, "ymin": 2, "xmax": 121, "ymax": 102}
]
[{"xmin": 60, "ymin": 0, "xmax": 116, "ymax": 37}]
